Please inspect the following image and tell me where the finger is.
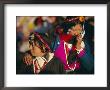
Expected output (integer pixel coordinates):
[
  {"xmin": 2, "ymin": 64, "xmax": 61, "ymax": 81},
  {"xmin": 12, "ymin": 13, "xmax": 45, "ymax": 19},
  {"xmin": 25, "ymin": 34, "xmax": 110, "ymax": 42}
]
[
  {"xmin": 28, "ymin": 56, "xmax": 32, "ymax": 65},
  {"xmin": 25, "ymin": 57, "xmax": 28, "ymax": 65},
  {"xmin": 26, "ymin": 54, "xmax": 31, "ymax": 64},
  {"xmin": 27, "ymin": 56, "xmax": 32, "ymax": 65},
  {"xmin": 28, "ymin": 58, "xmax": 31, "ymax": 65},
  {"xmin": 24, "ymin": 53, "xmax": 28, "ymax": 61},
  {"xmin": 26, "ymin": 56, "xmax": 29, "ymax": 65},
  {"xmin": 29, "ymin": 56, "xmax": 32, "ymax": 65},
  {"xmin": 24, "ymin": 53, "xmax": 32, "ymax": 65},
  {"xmin": 27, "ymin": 57, "xmax": 30, "ymax": 65},
  {"xmin": 77, "ymin": 35, "xmax": 82, "ymax": 40},
  {"xmin": 24, "ymin": 56, "xmax": 27, "ymax": 64}
]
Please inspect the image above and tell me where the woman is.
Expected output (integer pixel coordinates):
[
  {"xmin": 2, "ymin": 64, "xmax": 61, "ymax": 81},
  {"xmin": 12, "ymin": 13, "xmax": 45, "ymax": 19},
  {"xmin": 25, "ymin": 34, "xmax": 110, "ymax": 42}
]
[
  {"xmin": 23, "ymin": 32, "xmax": 65, "ymax": 74},
  {"xmin": 54, "ymin": 16, "xmax": 94, "ymax": 74}
]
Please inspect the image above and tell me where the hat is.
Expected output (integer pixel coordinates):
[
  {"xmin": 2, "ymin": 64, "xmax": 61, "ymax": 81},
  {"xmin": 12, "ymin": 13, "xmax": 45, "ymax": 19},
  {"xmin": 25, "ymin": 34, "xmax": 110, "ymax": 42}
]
[
  {"xmin": 65, "ymin": 16, "xmax": 85, "ymax": 23},
  {"xmin": 29, "ymin": 32, "xmax": 52, "ymax": 52},
  {"xmin": 59, "ymin": 16, "xmax": 85, "ymax": 34}
]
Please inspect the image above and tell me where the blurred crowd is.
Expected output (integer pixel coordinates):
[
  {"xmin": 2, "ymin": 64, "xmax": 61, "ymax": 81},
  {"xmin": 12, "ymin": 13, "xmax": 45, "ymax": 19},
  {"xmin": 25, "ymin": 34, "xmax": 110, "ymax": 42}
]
[{"xmin": 17, "ymin": 16, "xmax": 65, "ymax": 52}]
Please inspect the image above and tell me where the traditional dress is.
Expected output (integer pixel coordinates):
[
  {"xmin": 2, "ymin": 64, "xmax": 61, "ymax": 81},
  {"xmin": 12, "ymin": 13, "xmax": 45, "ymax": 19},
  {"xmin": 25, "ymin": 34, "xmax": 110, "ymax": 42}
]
[
  {"xmin": 52, "ymin": 16, "xmax": 94, "ymax": 74},
  {"xmin": 32, "ymin": 52, "xmax": 65, "ymax": 74},
  {"xmin": 22, "ymin": 32, "xmax": 66, "ymax": 74}
]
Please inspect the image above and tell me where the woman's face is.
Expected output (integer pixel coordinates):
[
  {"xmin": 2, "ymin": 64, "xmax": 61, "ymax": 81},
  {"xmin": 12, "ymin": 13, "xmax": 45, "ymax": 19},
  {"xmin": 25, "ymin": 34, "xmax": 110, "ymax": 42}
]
[
  {"xmin": 29, "ymin": 42, "xmax": 44, "ymax": 57},
  {"xmin": 68, "ymin": 24, "xmax": 82, "ymax": 36}
]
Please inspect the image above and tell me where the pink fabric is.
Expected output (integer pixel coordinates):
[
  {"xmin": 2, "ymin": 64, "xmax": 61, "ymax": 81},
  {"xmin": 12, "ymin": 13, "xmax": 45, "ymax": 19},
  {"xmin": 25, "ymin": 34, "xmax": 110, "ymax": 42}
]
[
  {"xmin": 54, "ymin": 41, "xmax": 67, "ymax": 65},
  {"xmin": 54, "ymin": 40, "xmax": 81, "ymax": 71},
  {"xmin": 77, "ymin": 49, "xmax": 85, "ymax": 58}
]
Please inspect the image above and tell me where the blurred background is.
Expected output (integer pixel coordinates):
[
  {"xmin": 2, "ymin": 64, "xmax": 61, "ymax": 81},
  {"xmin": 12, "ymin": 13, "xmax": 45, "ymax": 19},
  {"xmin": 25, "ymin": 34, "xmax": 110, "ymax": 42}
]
[{"xmin": 16, "ymin": 16, "xmax": 94, "ymax": 53}]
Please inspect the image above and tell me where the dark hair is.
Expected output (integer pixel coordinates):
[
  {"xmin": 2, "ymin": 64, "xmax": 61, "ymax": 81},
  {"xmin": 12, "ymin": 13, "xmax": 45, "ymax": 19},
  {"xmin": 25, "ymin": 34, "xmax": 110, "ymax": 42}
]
[
  {"xmin": 29, "ymin": 32, "xmax": 51, "ymax": 53},
  {"xmin": 58, "ymin": 16, "xmax": 84, "ymax": 34}
]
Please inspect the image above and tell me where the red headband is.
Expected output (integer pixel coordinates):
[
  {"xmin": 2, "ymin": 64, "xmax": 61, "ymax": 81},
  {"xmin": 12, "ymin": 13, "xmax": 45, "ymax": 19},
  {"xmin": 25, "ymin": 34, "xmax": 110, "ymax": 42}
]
[{"xmin": 34, "ymin": 32, "xmax": 51, "ymax": 52}]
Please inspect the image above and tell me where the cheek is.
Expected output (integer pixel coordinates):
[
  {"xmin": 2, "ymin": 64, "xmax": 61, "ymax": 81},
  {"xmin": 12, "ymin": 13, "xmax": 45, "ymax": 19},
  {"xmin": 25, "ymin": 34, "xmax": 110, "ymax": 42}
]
[
  {"xmin": 35, "ymin": 47, "xmax": 42, "ymax": 53},
  {"xmin": 31, "ymin": 46, "xmax": 42, "ymax": 56}
]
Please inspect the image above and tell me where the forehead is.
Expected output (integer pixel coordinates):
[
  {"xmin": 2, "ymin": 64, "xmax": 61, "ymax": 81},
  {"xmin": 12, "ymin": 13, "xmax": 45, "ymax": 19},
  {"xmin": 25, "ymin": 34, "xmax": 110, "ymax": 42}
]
[{"xmin": 71, "ymin": 24, "xmax": 82, "ymax": 29}]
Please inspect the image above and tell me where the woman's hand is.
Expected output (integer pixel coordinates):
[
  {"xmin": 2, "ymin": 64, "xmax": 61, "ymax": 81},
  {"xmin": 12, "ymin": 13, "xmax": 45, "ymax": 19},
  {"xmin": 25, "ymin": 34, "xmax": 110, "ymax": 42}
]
[
  {"xmin": 23, "ymin": 53, "xmax": 33, "ymax": 66},
  {"xmin": 76, "ymin": 34, "xmax": 83, "ymax": 50}
]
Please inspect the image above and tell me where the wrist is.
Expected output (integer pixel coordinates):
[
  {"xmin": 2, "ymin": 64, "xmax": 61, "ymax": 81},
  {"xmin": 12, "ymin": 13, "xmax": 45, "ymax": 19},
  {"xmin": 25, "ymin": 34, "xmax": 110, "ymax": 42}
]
[{"xmin": 76, "ymin": 41, "xmax": 85, "ymax": 54}]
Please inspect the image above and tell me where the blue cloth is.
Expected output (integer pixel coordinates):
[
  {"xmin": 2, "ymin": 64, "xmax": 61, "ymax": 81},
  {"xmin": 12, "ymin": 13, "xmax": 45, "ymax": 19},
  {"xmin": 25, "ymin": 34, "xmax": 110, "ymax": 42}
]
[
  {"xmin": 79, "ymin": 41, "xmax": 94, "ymax": 72},
  {"xmin": 50, "ymin": 35, "xmax": 60, "ymax": 52}
]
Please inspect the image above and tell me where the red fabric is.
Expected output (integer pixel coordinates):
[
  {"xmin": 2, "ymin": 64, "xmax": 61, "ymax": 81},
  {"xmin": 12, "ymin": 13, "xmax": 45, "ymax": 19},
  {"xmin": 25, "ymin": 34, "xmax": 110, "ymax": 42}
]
[
  {"xmin": 59, "ymin": 34, "xmax": 73, "ymax": 42},
  {"xmin": 34, "ymin": 32, "xmax": 51, "ymax": 52},
  {"xmin": 72, "ymin": 45, "xmax": 76, "ymax": 51},
  {"xmin": 34, "ymin": 60, "xmax": 47, "ymax": 74},
  {"xmin": 65, "ymin": 43, "xmax": 69, "ymax": 56},
  {"xmin": 42, "ymin": 61, "xmax": 48, "ymax": 71},
  {"xmin": 64, "ymin": 61, "xmax": 80, "ymax": 70},
  {"xmin": 34, "ymin": 60, "xmax": 39, "ymax": 74}
]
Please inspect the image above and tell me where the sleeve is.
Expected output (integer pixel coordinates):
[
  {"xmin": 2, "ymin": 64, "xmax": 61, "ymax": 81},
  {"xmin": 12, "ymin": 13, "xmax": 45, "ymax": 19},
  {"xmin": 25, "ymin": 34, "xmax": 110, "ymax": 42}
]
[{"xmin": 77, "ymin": 41, "xmax": 94, "ymax": 73}]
